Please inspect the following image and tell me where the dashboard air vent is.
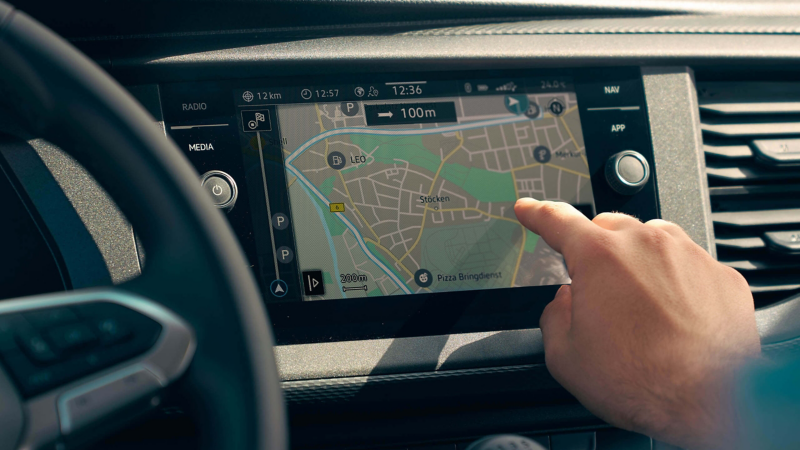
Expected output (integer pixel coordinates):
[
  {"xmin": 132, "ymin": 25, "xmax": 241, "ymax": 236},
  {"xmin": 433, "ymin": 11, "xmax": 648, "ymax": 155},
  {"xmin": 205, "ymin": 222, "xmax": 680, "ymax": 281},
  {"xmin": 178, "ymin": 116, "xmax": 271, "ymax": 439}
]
[{"xmin": 698, "ymin": 82, "xmax": 800, "ymax": 307}]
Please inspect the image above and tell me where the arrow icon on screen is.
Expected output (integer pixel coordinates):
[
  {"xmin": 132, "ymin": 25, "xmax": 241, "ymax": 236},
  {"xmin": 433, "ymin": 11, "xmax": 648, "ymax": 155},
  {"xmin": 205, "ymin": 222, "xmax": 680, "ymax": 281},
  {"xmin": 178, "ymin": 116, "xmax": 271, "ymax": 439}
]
[{"xmin": 377, "ymin": 111, "xmax": 393, "ymax": 118}]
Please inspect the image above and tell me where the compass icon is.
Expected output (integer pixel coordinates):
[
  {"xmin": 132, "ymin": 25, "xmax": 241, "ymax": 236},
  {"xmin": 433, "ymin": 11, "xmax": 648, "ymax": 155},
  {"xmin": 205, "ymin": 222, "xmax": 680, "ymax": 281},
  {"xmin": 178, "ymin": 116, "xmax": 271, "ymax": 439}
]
[{"xmin": 242, "ymin": 91, "xmax": 254, "ymax": 102}]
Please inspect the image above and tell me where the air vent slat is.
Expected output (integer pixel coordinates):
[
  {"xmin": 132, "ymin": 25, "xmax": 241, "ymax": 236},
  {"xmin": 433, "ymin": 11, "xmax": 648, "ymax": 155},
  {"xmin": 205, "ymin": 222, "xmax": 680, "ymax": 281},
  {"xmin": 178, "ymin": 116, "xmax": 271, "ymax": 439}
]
[
  {"xmin": 699, "ymin": 102, "xmax": 800, "ymax": 115},
  {"xmin": 749, "ymin": 281, "xmax": 800, "ymax": 294},
  {"xmin": 721, "ymin": 259, "xmax": 800, "ymax": 271},
  {"xmin": 701, "ymin": 121, "xmax": 800, "ymax": 137},
  {"xmin": 715, "ymin": 236, "xmax": 766, "ymax": 249},
  {"xmin": 705, "ymin": 164, "xmax": 800, "ymax": 182},
  {"xmin": 709, "ymin": 185, "xmax": 800, "ymax": 197},
  {"xmin": 712, "ymin": 209, "xmax": 800, "ymax": 227},
  {"xmin": 699, "ymin": 81, "xmax": 800, "ymax": 307},
  {"xmin": 703, "ymin": 144, "xmax": 753, "ymax": 159}
]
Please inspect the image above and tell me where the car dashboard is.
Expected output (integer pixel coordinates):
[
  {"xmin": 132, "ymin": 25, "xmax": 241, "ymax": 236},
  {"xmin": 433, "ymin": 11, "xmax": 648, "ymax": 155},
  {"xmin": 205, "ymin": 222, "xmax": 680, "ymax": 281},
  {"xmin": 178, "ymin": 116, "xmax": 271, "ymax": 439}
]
[{"xmin": 2, "ymin": 1, "xmax": 800, "ymax": 449}]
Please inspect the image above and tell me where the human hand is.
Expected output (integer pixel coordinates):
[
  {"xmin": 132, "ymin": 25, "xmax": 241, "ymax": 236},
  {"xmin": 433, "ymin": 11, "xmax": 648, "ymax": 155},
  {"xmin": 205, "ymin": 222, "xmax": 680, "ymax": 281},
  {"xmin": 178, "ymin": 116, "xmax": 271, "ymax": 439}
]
[{"xmin": 514, "ymin": 199, "xmax": 761, "ymax": 450}]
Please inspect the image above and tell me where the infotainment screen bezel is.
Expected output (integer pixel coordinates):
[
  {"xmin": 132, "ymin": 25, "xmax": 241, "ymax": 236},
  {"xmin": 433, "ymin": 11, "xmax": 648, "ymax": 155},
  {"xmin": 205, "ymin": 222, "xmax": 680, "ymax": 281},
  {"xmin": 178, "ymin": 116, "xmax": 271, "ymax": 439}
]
[{"xmin": 160, "ymin": 67, "xmax": 660, "ymax": 345}]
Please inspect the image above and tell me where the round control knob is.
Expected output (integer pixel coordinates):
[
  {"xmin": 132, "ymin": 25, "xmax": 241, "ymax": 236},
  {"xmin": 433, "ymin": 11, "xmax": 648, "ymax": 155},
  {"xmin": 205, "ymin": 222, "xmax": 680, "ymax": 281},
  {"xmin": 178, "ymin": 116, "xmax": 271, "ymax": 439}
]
[
  {"xmin": 465, "ymin": 435, "xmax": 546, "ymax": 450},
  {"xmin": 605, "ymin": 150, "xmax": 650, "ymax": 195},
  {"xmin": 200, "ymin": 170, "xmax": 238, "ymax": 211}
]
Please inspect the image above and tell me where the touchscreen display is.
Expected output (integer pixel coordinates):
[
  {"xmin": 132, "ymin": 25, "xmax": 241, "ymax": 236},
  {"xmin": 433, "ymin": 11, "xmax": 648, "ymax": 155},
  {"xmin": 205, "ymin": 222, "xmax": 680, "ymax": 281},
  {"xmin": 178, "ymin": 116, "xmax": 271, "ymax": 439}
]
[{"xmin": 234, "ymin": 77, "xmax": 595, "ymax": 301}]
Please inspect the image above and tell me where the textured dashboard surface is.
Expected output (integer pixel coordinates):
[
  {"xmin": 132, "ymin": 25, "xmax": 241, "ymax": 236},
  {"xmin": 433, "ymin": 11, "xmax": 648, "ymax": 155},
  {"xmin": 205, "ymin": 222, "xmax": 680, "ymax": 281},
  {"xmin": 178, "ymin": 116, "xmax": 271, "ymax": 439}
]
[
  {"xmin": 0, "ymin": 139, "xmax": 114, "ymax": 288},
  {"xmin": 283, "ymin": 364, "xmax": 554, "ymax": 404},
  {"xmin": 29, "ymin": 140, "xmax": 141, "ymax": 284},
  {"xmin": 404, "ymin": 15, "xmax": 800, "ymax": 35},
  {"xmin": 276, "ymin": 329, "xmax": 544, "ymax": 381},
  {"xmin": 642, "ymin": 67, "xmax": 715, "ymax": 255},
  {"xmin": 16, "ymin": 0, "xmax": 800, "ymax": 40}
]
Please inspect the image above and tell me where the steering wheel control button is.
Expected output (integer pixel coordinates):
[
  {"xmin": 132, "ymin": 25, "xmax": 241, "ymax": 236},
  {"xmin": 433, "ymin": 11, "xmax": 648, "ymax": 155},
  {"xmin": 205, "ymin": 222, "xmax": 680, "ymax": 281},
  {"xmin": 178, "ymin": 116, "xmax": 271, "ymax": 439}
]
[
  {"xmin": 0, "ymin": 315, "xmax": 25, "ymax": 352},
  {"xmin": 47, "ymin": 323, "xmax": 98, "ymax": 352},
  {"xmin": 24, "ymin": 307, "xmax": 78, "ymax": 328},
  {"xmin": 17, "ymin": 333, "xmax": 58, "ymax": 363},
  {"xmin": 58, "ymin": 365, "xmax": 163, "ymax": 435},
  {"xmin": 605, "ymin": 150, "xmax": 650, "ymax": 195},
  {"xmin": 270, "ymin": 279, "xmax": 288, "ymax": 298},
  {"xmin": 200, "ymin": 170, "xmax": 238, "ymax": 211},
  {"xmin": 0, "ymin": 302, "xmax": 165, "ymax": 398},
  {"xmin": 96, "ymin": 318, "xmax": 133, "ymax": 344}
]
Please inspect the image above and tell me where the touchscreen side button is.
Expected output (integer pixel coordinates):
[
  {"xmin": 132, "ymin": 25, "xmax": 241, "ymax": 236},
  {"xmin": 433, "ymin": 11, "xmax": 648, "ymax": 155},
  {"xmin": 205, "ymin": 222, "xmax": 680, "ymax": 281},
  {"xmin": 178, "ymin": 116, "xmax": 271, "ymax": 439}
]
[
  {"xmin": 200, "ymin": 171, "xmax": 238, "ymax": 211},
  {"xmin": 605, "ymin": 151, "xmax": 650, "ymax": 195}
]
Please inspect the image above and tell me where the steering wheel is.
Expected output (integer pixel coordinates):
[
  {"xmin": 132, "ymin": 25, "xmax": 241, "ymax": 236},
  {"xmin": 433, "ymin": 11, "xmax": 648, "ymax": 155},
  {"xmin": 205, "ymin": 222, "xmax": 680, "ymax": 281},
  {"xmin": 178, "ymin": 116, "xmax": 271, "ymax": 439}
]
[{"xmin": 0, "ymin": 3, "xmax": 287, "ymax": 450}]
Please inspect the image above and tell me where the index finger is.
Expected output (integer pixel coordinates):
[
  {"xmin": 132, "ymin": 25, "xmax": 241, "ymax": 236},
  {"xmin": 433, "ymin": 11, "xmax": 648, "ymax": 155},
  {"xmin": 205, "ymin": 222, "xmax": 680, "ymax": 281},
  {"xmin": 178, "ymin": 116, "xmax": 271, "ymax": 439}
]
[{"xmin": 514, "ymin": 198, "xmax": 599, "ymax": 262}]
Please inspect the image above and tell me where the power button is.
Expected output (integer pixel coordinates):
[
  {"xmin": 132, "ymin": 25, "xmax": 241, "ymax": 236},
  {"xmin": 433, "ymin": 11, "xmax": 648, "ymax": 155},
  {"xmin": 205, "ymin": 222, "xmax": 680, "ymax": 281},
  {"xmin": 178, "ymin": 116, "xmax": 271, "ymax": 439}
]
[{"xmin": 200, "ymin": 171, "xmax": 238, "ymax": 211}]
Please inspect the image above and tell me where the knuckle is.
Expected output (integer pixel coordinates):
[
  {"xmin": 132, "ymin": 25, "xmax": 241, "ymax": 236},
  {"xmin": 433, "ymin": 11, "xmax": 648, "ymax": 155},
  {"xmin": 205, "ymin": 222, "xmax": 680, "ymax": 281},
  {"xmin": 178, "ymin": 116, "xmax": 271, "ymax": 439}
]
[
  {"xmin": 682, "ymin": 238, "xmax": 712, "ymax": 260},
  {"xmin": 593, "ymin": 212, "xmax": 639, "ymax": 229},
  {"xmin": 592, "ymin": 212, "xmax": 618, "ymax": 224},
  {"xmin": 645, "ymin": 218, "xmax": 675, "ymax": 230},
  {"xmin": 646, "ymin": 219, "xmax": 689, "ymax": 238},
  {"xmin": 593, "ymin": 212, "xmax": 622, "ymax": 228},
  {"xmin": 638, "ymin": 226, "xmax": 674, "ymax": 252}
]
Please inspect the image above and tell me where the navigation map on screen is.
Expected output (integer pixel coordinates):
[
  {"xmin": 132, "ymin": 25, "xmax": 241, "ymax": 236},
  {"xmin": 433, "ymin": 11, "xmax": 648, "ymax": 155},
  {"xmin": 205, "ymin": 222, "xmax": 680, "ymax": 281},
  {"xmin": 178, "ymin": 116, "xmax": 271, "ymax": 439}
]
[{"xmin": 263, "ymin": 84, "xmax": 595, "ymax": 300}]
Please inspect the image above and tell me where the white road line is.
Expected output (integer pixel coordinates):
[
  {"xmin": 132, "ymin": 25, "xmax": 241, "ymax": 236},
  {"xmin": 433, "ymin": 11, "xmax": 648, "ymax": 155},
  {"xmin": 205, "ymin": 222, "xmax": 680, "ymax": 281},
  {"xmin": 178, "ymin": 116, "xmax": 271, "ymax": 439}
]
[{"xmin": 285, "ymin": 116, "xmax": 530, "ymax": 165}]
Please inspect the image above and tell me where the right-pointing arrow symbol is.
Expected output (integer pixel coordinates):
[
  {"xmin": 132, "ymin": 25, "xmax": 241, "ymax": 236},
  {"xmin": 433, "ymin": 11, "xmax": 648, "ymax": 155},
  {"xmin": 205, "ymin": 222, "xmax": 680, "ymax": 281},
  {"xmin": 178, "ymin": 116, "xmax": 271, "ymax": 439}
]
[{"xmin": 377, "ymin": 111, "xmax": 393, "ymax": 118}]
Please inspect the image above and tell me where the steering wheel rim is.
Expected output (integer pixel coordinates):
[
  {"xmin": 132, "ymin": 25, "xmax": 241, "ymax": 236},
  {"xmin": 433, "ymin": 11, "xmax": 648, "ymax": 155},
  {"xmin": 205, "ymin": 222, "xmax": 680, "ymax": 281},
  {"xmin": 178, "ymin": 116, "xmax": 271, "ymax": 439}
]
[{"xmin": 0, "ymin": 3, "xmax": 287, "ymax": 450}]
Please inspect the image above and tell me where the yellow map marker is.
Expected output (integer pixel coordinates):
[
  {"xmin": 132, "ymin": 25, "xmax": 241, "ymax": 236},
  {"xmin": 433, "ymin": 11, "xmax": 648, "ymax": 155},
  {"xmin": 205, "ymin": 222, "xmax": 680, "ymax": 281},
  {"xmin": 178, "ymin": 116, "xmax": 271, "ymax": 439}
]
[{"xmin": 330, "ymin": 203, "xmax": 345, "ymax": 212}]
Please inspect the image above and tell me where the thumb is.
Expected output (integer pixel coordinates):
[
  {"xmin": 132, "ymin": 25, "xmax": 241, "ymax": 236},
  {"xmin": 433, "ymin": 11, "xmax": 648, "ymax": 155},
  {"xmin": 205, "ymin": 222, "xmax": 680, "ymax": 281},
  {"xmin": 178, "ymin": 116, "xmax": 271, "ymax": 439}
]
[{"xmin": 540, "ymin": 285, "xmax": 573, "ymax": 376}]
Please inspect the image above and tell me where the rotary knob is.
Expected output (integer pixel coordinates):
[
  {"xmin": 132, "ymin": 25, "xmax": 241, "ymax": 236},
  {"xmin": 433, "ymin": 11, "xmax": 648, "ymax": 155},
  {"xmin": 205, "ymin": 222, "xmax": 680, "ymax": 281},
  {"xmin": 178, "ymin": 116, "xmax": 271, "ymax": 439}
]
[{"xmin": 605, "ymin": 150, "xmax": 650, "ymax": 195}]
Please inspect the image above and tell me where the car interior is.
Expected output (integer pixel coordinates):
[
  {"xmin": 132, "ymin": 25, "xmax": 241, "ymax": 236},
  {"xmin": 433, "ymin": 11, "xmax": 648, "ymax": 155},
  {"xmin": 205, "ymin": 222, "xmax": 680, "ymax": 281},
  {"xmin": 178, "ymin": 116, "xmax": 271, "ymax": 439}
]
[{"xmin": 1, "ymin": 1, "xmax": 800, "ymax": 449}]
